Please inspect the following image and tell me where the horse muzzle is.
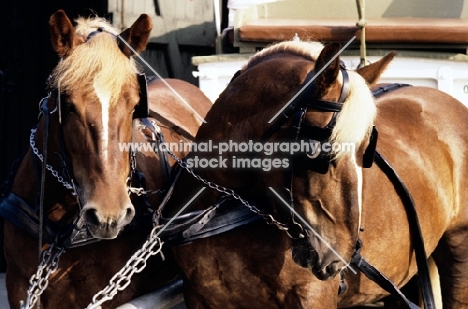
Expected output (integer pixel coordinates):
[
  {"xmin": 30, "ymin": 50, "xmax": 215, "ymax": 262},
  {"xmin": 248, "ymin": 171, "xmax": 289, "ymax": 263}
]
[
  {"xmin": 291, "ymin": 231, "xmax": 346, "ymax": 280},
  {"xmin": 81, "ymin": 202, "xmax": 135, "ymax": 239}
]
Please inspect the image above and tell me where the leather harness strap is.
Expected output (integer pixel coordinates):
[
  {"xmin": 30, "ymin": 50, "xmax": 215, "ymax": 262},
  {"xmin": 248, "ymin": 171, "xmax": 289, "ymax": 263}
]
[
  {"xmin": 370, "ymin": 151, "xmax": 435, "ymax": 309},
  {"xmin": 261, "ymin": 66, "xmax": 347, "ymax": 142},
  {"xmin": 157, "ymin": 197, "xmax": 262, "ymax": 245},
  {"xmin": 350, "ymin": 239, "xmax": 420, "ymax": 309},
  {"xmin": 348, "ymin": 83, "xmax": 435, "ymax": 309}
]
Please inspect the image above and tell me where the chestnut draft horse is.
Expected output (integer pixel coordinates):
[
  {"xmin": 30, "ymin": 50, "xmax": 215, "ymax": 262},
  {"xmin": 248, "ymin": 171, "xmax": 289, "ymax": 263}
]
[
  {"xmin": 158, "ymin": 40, "xmax": 468, "ymax": 309},
  {"xmin": 0, "ymin": 10, "xmax": 211, "ymax": 309}
]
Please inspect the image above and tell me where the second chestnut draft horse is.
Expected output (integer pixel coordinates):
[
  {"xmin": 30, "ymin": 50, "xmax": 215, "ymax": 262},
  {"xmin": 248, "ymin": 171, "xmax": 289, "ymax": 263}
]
[
  {"xmin": 0, "ymin": 10, "xmax": 211, "ymax": 309},
  {"xmin": 159, "ymin": 40, "xmax": 468, "ymax": 308}
]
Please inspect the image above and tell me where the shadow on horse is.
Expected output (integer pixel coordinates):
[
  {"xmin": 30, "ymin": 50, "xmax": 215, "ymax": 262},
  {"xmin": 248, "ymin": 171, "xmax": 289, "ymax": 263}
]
[
  {"xmin": 158, "ymin": 40, "xmax": 468, "ymax": 308},
  {"xmin": 0, "ymin": 10, "xmax": 211, "ymax": 308}
]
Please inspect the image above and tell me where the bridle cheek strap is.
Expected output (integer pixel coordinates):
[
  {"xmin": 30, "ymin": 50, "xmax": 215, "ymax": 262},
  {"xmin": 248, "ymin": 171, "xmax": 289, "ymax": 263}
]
[
  {"xmin": 260, "ymin": 68, "xmax": 348, "ymax": 142},
  {"xmin": 294, "ymin": 68, "xmax": 348, "ymax": 113}
]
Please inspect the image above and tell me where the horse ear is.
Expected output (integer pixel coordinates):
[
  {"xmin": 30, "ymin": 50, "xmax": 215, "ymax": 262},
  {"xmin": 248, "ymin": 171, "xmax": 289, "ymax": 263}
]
[
  {"xmin": 119, "ymin": 14, "xmax": 152, "ymax": 57},
  {"xmin": 49, "ymin": 10, "xmax": 80, "ymax": 57},
  {"xmin": 314, "ymin": 43, "xmax": 341, "ymax": 92},
  {"xmin": 356, "ymin": 52, "xmax": 396, "ymax": 86}
]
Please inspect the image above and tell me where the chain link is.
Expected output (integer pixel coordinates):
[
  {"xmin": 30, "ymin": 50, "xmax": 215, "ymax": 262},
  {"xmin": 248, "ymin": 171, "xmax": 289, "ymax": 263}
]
[
  {"xmin": 126, "ymin": 175, "xmax": 166, "ymax": 197},
  {"xmin": 20, "ymin": 243, "xmax": 65, "ymax": 309},
  {"xmin": 29, "ymin": 127, "xmax": 76, "ymax": 194},
  {"xmin": 86, "ymin": 229, "xmax": 164, "ymax": 309},
  {"xmin": 25, "ymin": 120, "xmax": 166, "ymax": 309},
  {"xmin": 22, "ymin": 119, "xmax": 301, "ymax": 309},
  {"xmin": 127, "ymin": 186, "xmax": 166, "ymax": 197},
  {"xmin": 22, "ymin": 121, "xmax": 300, "ymax": 309},
  {"xmin": 160, "ymin": 143, "xmax": 291, "ymax": 231},
  {"xmin": 83, "ymin": 123, "xmax": 299, "ymax": 308}
]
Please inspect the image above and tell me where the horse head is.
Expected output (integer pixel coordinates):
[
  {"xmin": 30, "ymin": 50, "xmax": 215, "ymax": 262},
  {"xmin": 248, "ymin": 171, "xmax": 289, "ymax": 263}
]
[
  {"xmin": 195, "ymin": 41, "xmax": 395, "ymax": 279},
  {"xmin": 47, "ymin": 10, "xmax": 152, "ymax": 239},
  {"xmin": 280, "ymin": 44, "xmax": 395, "ymax": 280}
]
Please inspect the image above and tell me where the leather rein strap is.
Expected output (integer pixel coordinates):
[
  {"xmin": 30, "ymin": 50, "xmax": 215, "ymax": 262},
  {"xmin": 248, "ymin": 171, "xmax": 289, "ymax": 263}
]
[
  {"xmin": 373, "ymin": 151, "xmax": 435, "ymax": 309},
  {"xmin": 351, "ymin": 239, "xmax": 420, "ymax": 309},
  {"xmin": 350, "ymin": 83, "xmax": 435, "ymax": 309},
  {"xmin": 38, "ymin": 98, "xmax": 50, "ymax": 258}
]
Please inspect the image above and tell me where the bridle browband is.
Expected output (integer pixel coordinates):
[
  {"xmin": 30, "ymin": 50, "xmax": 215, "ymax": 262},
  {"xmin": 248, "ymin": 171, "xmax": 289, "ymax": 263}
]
[
  {"xmin": 294, "ymin": 62, "xmax": 349, "ymax": 112},
  {"xmin": 86, "ymin": 26, "xmax": 116, "ymax": 41},
  {"xmin": 260, "ymin": 61, "xmax": 375, "ymax": 177}
]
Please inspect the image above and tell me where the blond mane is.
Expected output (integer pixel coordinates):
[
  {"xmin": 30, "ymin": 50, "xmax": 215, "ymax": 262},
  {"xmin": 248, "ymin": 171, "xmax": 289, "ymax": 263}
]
[
  {"xmin": 331, "ymin": 70, "xmax": 376, "ymax": 159},
  {"xmin": 243, "ymin": 41, "xmax": 325, "ymax": 70},
  {"xmin": 245, "ymin": 40, "xmax": 376, "ymax": 159},
  {"xmin": 50, "ymin": 16, "xmax": 139, "ymax": 105}
]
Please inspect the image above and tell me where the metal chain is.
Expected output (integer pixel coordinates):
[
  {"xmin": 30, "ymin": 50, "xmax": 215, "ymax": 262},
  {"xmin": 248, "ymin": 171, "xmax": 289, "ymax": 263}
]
[
  {"xmin": 154, "ymin": 138, "xmax": 291, "ymax": 232},
  {"xmin": 127, "ymin": 186, "xmax": 166, "ymax": 197},
  {"xmin": 29, "ymin": 127, "xmax": 76, "ymax": 194},
  {"xmin": 83, "ymin": 123, "xmax": 299, "ymax": 308},
  {"xmin": 22, "ymin": 121, "xmax": 164, "ymax": 309},
  {"xmin": 126, "ymin": 121, "xmax": 167, "ymax": 198},
  {"xmin": 86, "ymin": 229, "xmax": 164, "ymax": 309},
  {"xmin": 20, "ymin": 243, "xmax": 65, "ymax": 309},
  {"xmin": 85, "ymin": 131, "xmax": 291, "ymax": 308},
  {"xmin": 141, "ymin": 122, "xmax": 282, "ymax": 223},
  {"xmin": 137, "ymin": 117, "xmax": 299, "ymax": 234}
]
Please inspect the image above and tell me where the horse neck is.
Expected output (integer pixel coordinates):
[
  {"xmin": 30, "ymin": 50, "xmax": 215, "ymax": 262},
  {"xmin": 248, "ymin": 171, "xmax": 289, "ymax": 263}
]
[
  {"xmin": 11, "ymin": 116, "xmax": 79, "ymax": 223},
  {"xmin": 147, "ymin": 79, "xmax": 210, "ymax": 139},
  {"xmin": 172, "ymin": 57, "xmax": 310, "ymax": 211}
]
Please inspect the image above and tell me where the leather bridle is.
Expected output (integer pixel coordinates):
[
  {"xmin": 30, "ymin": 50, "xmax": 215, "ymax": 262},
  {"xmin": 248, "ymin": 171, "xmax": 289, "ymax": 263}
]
[{"xmin": 24, "ymin": 28, "xmax": 171, "ymax": 247}]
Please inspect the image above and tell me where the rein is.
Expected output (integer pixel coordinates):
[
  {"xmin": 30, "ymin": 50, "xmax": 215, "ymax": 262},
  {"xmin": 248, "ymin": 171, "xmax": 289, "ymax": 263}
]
[
  {"xmin": 20, "ymin": 94, "xmax": 72, "ymax": 309},
  {"xmin": 372, "ymin": 152, "xmax": 435, "ymax": 309},
  {"xmin": 38, "ymin": 95, "xmax": 50, "ymax": 262}
]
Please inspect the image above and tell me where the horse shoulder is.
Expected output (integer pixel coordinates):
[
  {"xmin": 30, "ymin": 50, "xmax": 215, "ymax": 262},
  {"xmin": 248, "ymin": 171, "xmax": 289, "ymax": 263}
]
[{"xmin": 369, "ymin": 85, "xmax": 468, "ymax": 251}]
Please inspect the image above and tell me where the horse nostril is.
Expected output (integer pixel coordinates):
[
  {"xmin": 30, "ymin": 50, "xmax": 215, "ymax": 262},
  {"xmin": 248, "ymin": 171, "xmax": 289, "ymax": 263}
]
[
  {"xmin": 83, "ymin": 208, "xmax": 100, "ymax": 226},
  {"xmin": 124, "ymin": 206, "xmax": 135, "ymax": 222},
  {"xmin": 326, "ymin": 261, "xmax": 339, "ymax": 276}
]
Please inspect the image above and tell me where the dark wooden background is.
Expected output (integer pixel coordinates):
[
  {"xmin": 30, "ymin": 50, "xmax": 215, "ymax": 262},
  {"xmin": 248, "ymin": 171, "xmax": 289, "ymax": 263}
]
[{"xmin": 0, "ymin": 0, "xmax": 110, "ymax": 192}]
